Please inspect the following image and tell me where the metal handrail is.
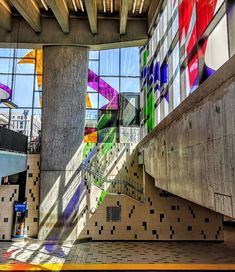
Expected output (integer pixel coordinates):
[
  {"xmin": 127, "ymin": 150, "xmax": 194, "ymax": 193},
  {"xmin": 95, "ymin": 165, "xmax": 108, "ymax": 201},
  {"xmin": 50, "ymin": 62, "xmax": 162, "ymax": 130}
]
[{"xmin": 81, "ymin": 163, "xmax": 145, "ymax": 202}]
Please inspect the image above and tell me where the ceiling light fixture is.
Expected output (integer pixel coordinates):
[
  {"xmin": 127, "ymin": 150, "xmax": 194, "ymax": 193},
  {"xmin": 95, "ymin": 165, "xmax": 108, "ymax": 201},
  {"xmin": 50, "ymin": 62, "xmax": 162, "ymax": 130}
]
[
  {"xmin": 40, "ymin": 0, "xmax": 48, "ymax": 10},
  {"xmin": 62, "ymin": 0, "xmax": 69, "ymax": 14},
  {"xmin": 110, "ymin": 0, "xmax": 113, "ymax": 13},
  {"xmin": 103, "ymin": 0, "xmax": 106, "ymax": 13},
  {"xmin": 31, "ymin": 0, "xmax": 40, "ymax": 13},
  {"xmin": 139, "ymin": 0, "xmax": 145, "ymax": 14},
  {"xmin": 79, "ymin": 0, "xmax": 84, "ymax": 12},
  {"xmin": 132, "ymin": 0, "xmax": 137, "ymax": 14},
  {"xmin": 72, "ymin": 0, "xmax": 77, "ymax": 11},
  {"xmin": 0, "ymin": 0, "xmax": 11, "ymax": 13},
  {"xmin": 0, "ymin": 99, "xmax": 18, "ymax": 109}
]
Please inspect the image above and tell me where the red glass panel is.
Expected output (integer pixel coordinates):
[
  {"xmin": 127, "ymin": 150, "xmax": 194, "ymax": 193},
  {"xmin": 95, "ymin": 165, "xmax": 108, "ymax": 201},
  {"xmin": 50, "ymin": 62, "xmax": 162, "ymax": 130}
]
[
  {"xmin": 188, "ymin": 54, "xmax": 199, "ymax": 90},
  {"xmin": 179, "ymin": 0, "xmax": 197, "ymax": 55},
  {"xmin": 197, "ymin": 0, "xmax": 218, "ymax": 38}
]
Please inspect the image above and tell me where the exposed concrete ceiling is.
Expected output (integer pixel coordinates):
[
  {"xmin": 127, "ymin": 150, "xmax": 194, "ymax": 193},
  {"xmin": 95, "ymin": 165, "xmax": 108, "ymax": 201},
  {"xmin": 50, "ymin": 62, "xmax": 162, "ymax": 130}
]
[{"xmin": 0, "ymin": 0, "xmax": 162, "ymax": 50}]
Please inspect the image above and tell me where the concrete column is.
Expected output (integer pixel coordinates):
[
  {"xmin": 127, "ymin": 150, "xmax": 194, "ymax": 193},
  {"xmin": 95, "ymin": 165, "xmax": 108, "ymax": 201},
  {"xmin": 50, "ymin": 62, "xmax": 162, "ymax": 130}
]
[{"xmin": 39, "ymin": 46, "xmax": 88, "ymax": 241}]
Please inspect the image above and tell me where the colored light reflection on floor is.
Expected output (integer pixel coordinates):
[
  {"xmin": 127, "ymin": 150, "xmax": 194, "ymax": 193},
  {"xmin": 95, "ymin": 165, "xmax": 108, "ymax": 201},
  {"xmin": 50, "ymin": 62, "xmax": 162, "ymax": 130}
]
[
  {"xmin": 0, "ymin": 240, "xmax": 72, "ymax": 266},
  {"xmin": 1, "ymin": 227, "xmax": 235, "ymax": 268},
  {"xmin": 0, "ymin": 263, "xmax": 235, "ymax": 271}
]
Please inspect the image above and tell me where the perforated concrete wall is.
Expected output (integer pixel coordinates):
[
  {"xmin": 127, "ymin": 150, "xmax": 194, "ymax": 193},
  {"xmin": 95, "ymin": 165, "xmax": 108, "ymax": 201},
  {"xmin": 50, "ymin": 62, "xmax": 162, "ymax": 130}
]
[
  {"xmin": 78, "ymin": 143, "xmax": 223, "ymax": 241},
  {"xmin": 36, "ymin": 142, "xmax": 224, "ymax": 241},
  {"xmin": 25, "ymin": 154, "xmax": 40, "ymax": 238},
  {"xmin": 0, "ymin": 185, "xmax": 19, "ymax": 240}
]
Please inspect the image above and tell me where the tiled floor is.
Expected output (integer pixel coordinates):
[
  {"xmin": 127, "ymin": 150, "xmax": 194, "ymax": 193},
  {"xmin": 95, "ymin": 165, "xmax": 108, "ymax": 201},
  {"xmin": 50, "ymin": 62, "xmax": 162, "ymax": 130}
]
[{"xmin": 0, "ymin": 226, "xmax": 234, "ymax": 264}]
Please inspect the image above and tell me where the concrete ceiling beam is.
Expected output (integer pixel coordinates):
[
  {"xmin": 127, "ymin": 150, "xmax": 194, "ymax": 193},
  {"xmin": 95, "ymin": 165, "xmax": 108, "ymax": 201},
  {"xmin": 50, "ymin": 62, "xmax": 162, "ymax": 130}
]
[
  {"xmin": 0, "ymin": 0, "xmax": 11, "ymax": 31},
  {"xmin": 47, "ymin": 0, "xmax": 69, "ymax": 33},
  {"xmin": 147, "ymin": 0, "xmax": 162, "ymax": 34},
  {"xmin": 0, "ymin": 17, "xmax": 148, "ymax": 50},
  {"xmin": 9, "ymin": 0, "xmax": 40, "ymax": 32},
  {"xmin": 120, "ymin": 0, "xmax": 131, "ymax": 35},
  {"xmin": 84, "ymin": 0, "xmax": 97, "ymax": 34}
]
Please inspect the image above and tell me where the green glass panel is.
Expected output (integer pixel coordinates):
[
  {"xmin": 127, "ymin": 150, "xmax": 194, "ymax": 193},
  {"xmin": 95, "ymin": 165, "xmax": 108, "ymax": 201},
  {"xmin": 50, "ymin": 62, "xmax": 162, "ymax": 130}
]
[
  {"xmin": 83, "ymin": 143, "xmax": 94, "ymax": 160},
  {"xmin": 143, "ymin": 50, "xmax": 149, "ymax": 66},
  {"xmin": 96, "ymin": 190, "xmax": 108, "ymax": 207},
  {"xmin": 146, "ymin": 90, "xmax": 155, "ymax": 132}
]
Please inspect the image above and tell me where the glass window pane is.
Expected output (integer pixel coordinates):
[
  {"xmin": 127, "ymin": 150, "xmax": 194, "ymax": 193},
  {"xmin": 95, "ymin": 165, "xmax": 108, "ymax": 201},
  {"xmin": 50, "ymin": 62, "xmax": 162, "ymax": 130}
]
[
  {"xmin": 157, "ymin": 104, "xmax": 161, "ymax": 124},
  {"xmin": 31, "ymin": 110, "xmax": 41, "ymax": 138},
  {"xmin": 119, "ymin": 93, "xmax": 139, "ymax": 127},
  {"xmin": 199, "ymin": 15, "xmax": 229, "ymax": 83},
  {"xmin": 159, "ymin": 99, "xmax": 165, "ymax": 122},
  {"xmin": 88, "ymin": 70, "xmax": 98, "ymax": 92},
  {"xmin": 160, "ymin": 61, "xmax": 168, "ymax": 90},
  {"xmin": 12, "ymin": 75, "xmax": 34, "ymax": 107},
  {"xmin": 100, "ymin": 49, "xmax": 119, "ymax": 76},
  {"xmin": 120, "ymin": 77, "xmax": 140, "ymax": 93},
  {"xmin": 89, "ymin": 51, "xmax": 99, "ymax": 60},
  {"xmin": 0, "ymin": 48, "xmax": 14, "ymax": 58},
  {"xmin": 10, "ymin": 109, "xmax": 32, "ymax": 137},
  {"xmin": 97, "ymin": 110, "xmax": 118, "ymax": 143},
  {"xmin": 160, "ymin": 6, "xmax": 168, "ymax": 63},
  {"xmin": 99, "ymin": 77, "xmax": 119, "ymax": 109},
  {"xmin": 0, "ymin": 75, "xmax": 12, "ymax": 101},
  {"xmin": 33, "ymin": 92, "xmax": 42, "ymax": 108},
  {"xmin": 173, "ymin": 43, "xmax": 179, "ymax": 75},
  {"xmin": 85, "ymin": 110, "xmax": 98, "ymax": 128},
  {"xmin": 121, "ymin": 47, "xmax": 140, "ymax": 76},
  {"xmin": 98, "ymin": 110, "xmax": 118, "ymax": 129},
  {"xmin": 87, "ymin": 85, "xmax": 96, "ymax": 92},
  {"xmin": 144, "ymin": 90, "xmax": 155, "ymax": 133},
  {"xmin": 0, "ymin": 78, "xmax": 13, "ymax": 103},
  {"xmin": 98, "ymin": 127, "xmax": 117, "ymax": 143},
  {"xmin": 149, "ymin": 36, "xmax": 154, "ymax": 60},
  {"xmin": 0, "ymin": 108, "xmax": 10, "ymax": 126},
  {"xmin": 182, "ymin": 54, "xmax": 199, "ymax": 97},
  {"xmin": 100, "ymin": 77, "xmax": 119, "ymax": 92},
  {"xmin": 168, "ymin": 0, "xmax": 179, "ymax": 47},
  {"xmin": 84, "ymin": 127, "xmax": 97, "ymax": 143},
  {"xmin": 0, "ymin": 74, "xmax": 12, "ymax": 88},
  {"xmin": 99, "ymin": 93, "xmax": 119, "ymax": 110},
  {"xmin": 171, "ymin": 0, "xmax": 179, "ymax": 42},
  {"xmin": 34, "ymin": 75, "xmax": 43, "ymax": 91},
  {"xmin": 15, "ymin": 58, "xmax": 35, "ymax": 74},
  {"xmin": 179, "ymin": 0, "xmax": 197, "ymax": 60},
  {"xmin": 173, "ymin": 71, "xmax": 180, "ymax": 108},
  {"xmin": 162, "ymin": 5, "xmax": 168, "ymax": 36},
  {"xmin": 86, "ymin": 93, "xmax": 98, "ymax": 109},
  {"xmin": 16, "ymin": 49, "xmax": 35, "ymax": 58},
  {"xmin": 0, "ymin": 58, "xmax": 13, "ymax": 73},
  {"xmin": 164, "ymin": 95, "xmax": 169, "ymax": 117},
  {"xmin": 119, "ymin": 127, "xmax": 140, "ymax": 143},
  {"xmin": 99, "ymin": 94, "xmax": 110, "ymax": 109},
  {"xmin": 89, "ymin": 61, "xmax": 99, "ymax": 74},
  {"xmin": 197, "ymin": 0, "xmax": 225, "ymax": 38}
]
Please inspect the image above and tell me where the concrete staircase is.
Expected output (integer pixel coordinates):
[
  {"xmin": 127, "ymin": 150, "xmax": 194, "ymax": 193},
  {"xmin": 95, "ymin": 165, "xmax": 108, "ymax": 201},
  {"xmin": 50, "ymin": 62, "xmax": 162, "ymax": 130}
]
[{"xmin": 81, "ymin": 164, "xmax": 145, "ymax": 203}]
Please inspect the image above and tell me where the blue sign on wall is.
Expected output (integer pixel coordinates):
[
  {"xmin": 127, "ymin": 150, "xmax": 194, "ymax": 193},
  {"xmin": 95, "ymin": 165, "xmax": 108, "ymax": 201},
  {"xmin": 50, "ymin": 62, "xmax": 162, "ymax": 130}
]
[{"xmin": 15, "ymin": 203, "xmax": 27, "ymax": 212}]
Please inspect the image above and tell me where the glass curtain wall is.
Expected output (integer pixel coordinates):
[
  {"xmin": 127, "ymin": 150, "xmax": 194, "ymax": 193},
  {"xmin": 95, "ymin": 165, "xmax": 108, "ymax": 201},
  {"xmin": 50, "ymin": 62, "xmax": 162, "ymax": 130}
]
[
  {"xmin": 0, "ymin": 49, "xmax": 42, "ymax": 141},
  {"xmin": 140, "ymin": 0, "xmax": 232, "ymax": 138},
  {"xmin": 0, "ymin": 47, "xmax": 140, "ymax": 144},
  {"xmin": 87, "ymin": 47, "xmax": 140, "ymax": 143}
]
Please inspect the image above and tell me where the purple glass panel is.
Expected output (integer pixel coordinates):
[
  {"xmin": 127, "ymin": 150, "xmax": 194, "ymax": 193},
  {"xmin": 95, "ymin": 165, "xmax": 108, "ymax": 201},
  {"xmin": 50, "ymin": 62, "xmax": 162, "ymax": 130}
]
[
  {"xmin": 0, "ymin": 83, "xmax": 12, "ymax": 102},
  {"xmin": 88, "ymin": 69, "xmax": 119, "ymax": 110}
]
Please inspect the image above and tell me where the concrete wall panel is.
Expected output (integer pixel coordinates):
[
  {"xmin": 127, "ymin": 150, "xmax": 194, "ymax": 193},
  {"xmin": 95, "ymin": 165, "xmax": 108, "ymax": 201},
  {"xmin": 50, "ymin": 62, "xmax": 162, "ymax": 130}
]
[{"xmin": 141, "ymin": 55, "xmax": 235, "ymax": 218}]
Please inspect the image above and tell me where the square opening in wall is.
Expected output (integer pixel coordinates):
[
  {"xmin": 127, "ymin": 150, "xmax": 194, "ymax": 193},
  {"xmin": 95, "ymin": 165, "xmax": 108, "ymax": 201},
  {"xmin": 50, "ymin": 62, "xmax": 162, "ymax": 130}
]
[{"xmin": 106, "ymin": 207, "xmax": 121, "ymax": 222}]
